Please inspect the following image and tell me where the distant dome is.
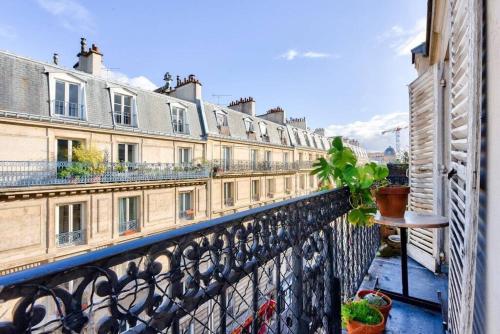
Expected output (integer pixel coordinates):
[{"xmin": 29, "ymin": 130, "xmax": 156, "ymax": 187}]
[{"xmin": 384, "ymin": 146, "xmax": 396, "ymax": 156}]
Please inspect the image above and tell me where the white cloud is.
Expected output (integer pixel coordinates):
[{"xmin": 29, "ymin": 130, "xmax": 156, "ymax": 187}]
[
  {"xmin": 0, "ymin": 24, "xmax": 16, "ymax": 40},
  {"xmin": 101, "ymin": 68, "xmax": 158, "ymax": 91},
  {"xmin": 379, "ymin": 17, "xmax": 426, "ymax": 56},
  {"xmin": 279, "ymin": 49, "xmax": 336, "ymax": 60},
  {"xmin": 325, "ymin": 112, "xmax": 409, "ymax": 152},
  {"xmin": 36, "ymin": 0, "xmax": 95, "ymax": 32}
]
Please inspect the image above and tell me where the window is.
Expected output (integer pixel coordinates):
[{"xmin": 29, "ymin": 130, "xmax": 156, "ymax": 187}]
[
  {"xmin": 266, "ymin": 179, "xmax": 275, "ymax": 197},
  {"xmin": 114, "ymin": 93, "xmax": 133, "ymax": 126},
  {"xmin": 250, "ymin": 149, "xmax": 258, "ymax": 169},
  {"xmin": 179, "ymin": 192, "xmax": 193, "ymax": 220},
  {"xmin": 222, "ymin": 146, "xmax": 232, "ymax": 170},
  {"xmin": 299, "ymin": 175, "xmax": 305, "ymax": 190},
  {"xmin": 283, "ymin": 152, "xmax": 289, "ymax": 164},
  {"xmin": 294, "ymin": 130, "xmax": 301, "ymax": 145},
  {"xmin": 224, "ymin": 182, "xmax": 234, "ymax": 206},
  {"xmin": 278, "ymin": 128, "xmax": 287, "ymax": 145},
  {"xmin": 56, "ymin": 203, "xmax": 84, "ymax": 246},
  {"xmin": 299, "ymin": 153, "xmax": 303, "ymax": 162},
  {"xmin": 309, "ymin": 154, "xmax": 313, "ymax": 161},
  {"xmin": 309, "ymin": 175, "xmax": 314, "ymax": 188},
  {"xmin": 172, "ymin": 106, "xmax": 189, "ymax": 134},
  {"xmin": 57, "ymin": 139, "xmax": 82, "ymax": 162},
  {"xmin": 215, "ymin": 111, "xmax": 228, "ymax": 127},
  {"xmin": 178, "ymin": 147, "xmax": 191, "ymax": 164},
  {"xmin": 285, "ymin": 177, "xmax": 292, "ymax": 193},
  {"xmin": 54, "ymin": 80, "xmax": 81, "ymax": 118},
  {"xmin": 244, "ymin": 118, "xmax": 255, "ymax": 133},
  {"xmin": 259, "ymin": 122, "xmax": 269, "ymax": 139},
  {"xmin": 118, "ymin": 143, "xmax": 137, "ymax": 163},
  {"xmin": 265, "ymin": 151, "xmax": 272, "ymax": 162},
  {"xmin": 303, "ymin": 132, "xmax": 311, "ymax": 147},
  {"xmin": 119, "ymin": 197, "xmax": 138, "ymax": 235},
  {"xmin": 252, "ymin": 180, "xmax": 260, "ymax": 200}
]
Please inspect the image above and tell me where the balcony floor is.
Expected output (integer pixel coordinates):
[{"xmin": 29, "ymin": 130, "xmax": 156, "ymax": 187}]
[{"xmin": 349, "ymin": 256, "xmax": 448, "ymax": 334}]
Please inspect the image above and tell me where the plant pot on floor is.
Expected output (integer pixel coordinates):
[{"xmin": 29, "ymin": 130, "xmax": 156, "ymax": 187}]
[
  {"xmin": 342, "ymin": 300, "xmax": 386, "ymax": 334},
  {"xmin": 356, "ymin": 290, "xmax": 393, "ymax": 324},
  {"xmin": 345, "ymin": 308, "xmax": 385, "ymax": 334},
  {"xmin": 375, "ymin": 185, "xmax": 410, "ymax": 218}
]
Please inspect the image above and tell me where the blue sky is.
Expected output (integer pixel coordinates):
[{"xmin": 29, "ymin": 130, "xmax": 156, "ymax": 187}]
[{"xmin": 0, "ymin": 0, "xmax": 426, "ymax": 151}]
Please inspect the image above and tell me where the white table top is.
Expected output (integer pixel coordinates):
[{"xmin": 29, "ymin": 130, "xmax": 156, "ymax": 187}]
[{"xmin": 374, "ymin": 211, "xmax": 449, "ymax": 228}]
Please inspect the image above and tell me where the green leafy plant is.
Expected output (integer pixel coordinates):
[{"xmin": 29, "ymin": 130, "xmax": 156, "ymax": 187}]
[
  {"xmin": 312, "ymin": 136, "xmax": 389, "ymax": 226},
  {"xmin": 114, "ymin": 163, "xmax": 127, "ymax": 173},
  {"xmin": 57, "ymin": 163, "xmax": 91, "ymax": 179},
  {"xmin": 341, "ymin": 300, "xmax": 383, "ymax": 327},
  {"xmin": 73, "ymin": 145, "xmax": 107, "ymax": 175}
]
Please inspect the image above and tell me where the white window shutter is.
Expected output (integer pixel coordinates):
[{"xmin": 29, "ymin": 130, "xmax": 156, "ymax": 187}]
[
  {"xmin": 447, "ymin": 0, "xmax": 482, "ymax": 333},
  {"xmin": 408, "ymin": 65, "xmax": 444, "ymax": 272}
]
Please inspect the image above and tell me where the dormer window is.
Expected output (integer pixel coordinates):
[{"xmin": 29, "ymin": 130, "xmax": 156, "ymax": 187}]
[
  {"xmin": 294, "ymin": 130, "xmax": 301, "ymax": 145},
  {"xmin": 47, "ymin": 70, "xmax": 87, "ymax": 120},
  {"xmin": 303, "ymin": 132, "xmax": 311, "ymax": 147},
  {"xmin": 215, "ymin": 110, "xmax": 230, "ymax": 136},
  {"xmin": 278, "ymin": 128, "xmax": 287, "ymax": 145},
  {"xmin": 259, "ymin": 122, "xmax": 269, "ymax": 142},
  {"xmin": 244, "ymin": 118, "xmax": 255, "ymax": 133},
  {"xmin": 171, "ymin": 105, "xmax": 189, "ymax": 134},
  {"xmin": 109, "ymin": 86, "xmax": 138, "ymax": 127}
]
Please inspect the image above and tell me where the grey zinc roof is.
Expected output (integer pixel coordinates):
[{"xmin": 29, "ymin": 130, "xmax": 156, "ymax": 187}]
[
  {"xmin": 203, "ymin": 102, "xmax": 292, "ymax": 146},
  {"xmin": 285, "ymin": 124, "xmax": 330, "ymax": 151},
  {"xmin": 0, "ymin": 51, "xmax": 203, "ymax": 140}
]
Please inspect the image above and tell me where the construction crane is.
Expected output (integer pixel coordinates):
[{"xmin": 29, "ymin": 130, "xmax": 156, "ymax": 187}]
[{"xmin": 381, "ymin": 125, "xmax": 408, "ymax": 153}]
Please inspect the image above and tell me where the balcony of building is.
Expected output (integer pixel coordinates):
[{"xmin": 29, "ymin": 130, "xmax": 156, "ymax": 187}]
[
  {"xmin": 0, "ymin": 161, "xmax": 211, "ymax": 190},
  {"xmin": 211, "ymin": 159, "xmax": 297, "ymax": 176},
  {"xmin": 0, "ymin": 186, "xmax": 451, "ymax": 334}
]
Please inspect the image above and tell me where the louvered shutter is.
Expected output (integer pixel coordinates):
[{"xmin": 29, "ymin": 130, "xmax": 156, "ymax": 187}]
[
  {"xmin": 447, "ymin": 0, "xmax": 482, "ymax": 333},
  {"xmin": 408, "ymin": 65, "xmax": 443, "ymax": 272}
]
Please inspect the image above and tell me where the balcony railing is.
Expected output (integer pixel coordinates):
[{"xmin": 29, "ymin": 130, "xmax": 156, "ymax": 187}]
[
  {"xmin": 56, "ymin": 230, "xmax": 85, "ymax": 246},
  {"xmin": 119, "ymin": 219, "xmax": 138, "ymax": 235},
  {"xmin": 172, "ymin": 122, "xmax": 190, "ymax": 135},
  {"xmin": 53, "ymin": 100, "xmax": 84, "ymax": 119},
  {"xmin": 0, "ymin": 188, "xmax": 379, "ymax": 333},
  {"xmin": 0, "ymin": 161, "xmax": 210, "ymax": 188},
  {"xmin": 224, "ymin": 197, "xmax": 234, "ymax": 206},
  {"xmin": 298, "ymin": 160, "xmax": 314, "ymax": 169},
  {"xmin": 212, "ymin": 160, "xmax": 297, "ymax": 174}
]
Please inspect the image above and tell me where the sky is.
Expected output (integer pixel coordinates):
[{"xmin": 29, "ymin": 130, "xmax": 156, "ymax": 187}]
[{"xmin": 0, "ymin": 0, "xmax": 426, "ymax": 151}]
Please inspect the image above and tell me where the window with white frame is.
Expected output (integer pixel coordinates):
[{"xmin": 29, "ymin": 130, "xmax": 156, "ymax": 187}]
[
  {"xmin": 285, "ymin": 177, "xmax": 292, "ymax": 193},
  {"xmin": 118, "ymin": 197, "xmax": 138, "ymax": 235},
  {"xmin": 215, "ymin": 111, "xmax": 228, "ymax": 127},
  {"xmin": 265, "ymin": 151, "xmax": 272, "ymax": 162},
  {"xmin": 309, "ymin": 175, "xmax": 314, "ymax": 188},
  {"xmin": 179, "ymin": 192, "xmax": 193, "ymax": 220},
  {"xmin": 267, "ymin": 179, "xmax": 275, "ymax": 196},
  {"xmin": 259, "ymin": 122, "xmax": 268, "ymax": 138},
  {"xmin": 172, "ymin": 106, "xmax": 189, "ymax": 134},
  {"xmin": 283, "ymin": 152, "xmax": 289, "ymax": 164},
  {"xmin": 113, "ymin": 93, "xmax": 134, "ymax": 126},
  {"xmin": 300, "ymin": 175, "xmax": 305, "ymax": 190},
  {"xmin": 118, "ymin": 143, "xmax": 137, "ymax": 163},
  {"xmin": 57, "ymin": 139, "xmax": 82, "ymax": 162},
  {"xmin": 55, "ymin": 80, "xmax": 81, "ymax": 118},
  {"xmin": 250, "ymin": 149, "xmax": 258, "ymax": 169},
  {"xmin": 56, "ymin": 203, "xmax": 84, "ymax": 246},
  {"xmin": 224, "ymin": 182, "xmax": 234, "ymax": 206},
  {"xmin": 244, "ymin": 118, "xmax": 255, "ymax": 133},
  {"xmin": 278, "ymin": 128, "xmax": 286, "ymax": 144},
  {"xmin": 178, "ymin": 147, "xmax": 192, "ymax": 164},
  {"xmin": 222, "ymin": 146, "xmax": 232, "ymax": 170}
]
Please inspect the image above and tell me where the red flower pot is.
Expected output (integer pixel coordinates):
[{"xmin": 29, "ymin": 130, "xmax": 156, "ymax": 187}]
[
  {"xmin": 375, "ymin": 185, "xmax": 410, "ymax": 218},
  {"xmin": 356, "ymin": 289, "xmax": 392, "ymax": 324}
]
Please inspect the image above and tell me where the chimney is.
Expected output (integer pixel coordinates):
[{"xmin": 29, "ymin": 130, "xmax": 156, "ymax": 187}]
[
  {"xmin": 74, "ymin": 38, "xmax": 103, "ymax": 76},
  {"xmin": 53, "ymin": 53, "xmax": 59, "ymax": 65},
  {"xmin": 166, "ymin": 74, "xmax": 202, "ymax": 102},
  {"xmin": 258, "ymin": 106, "xmax": 286, "ymax": 124},
  {"xmin": 287, "ymin": 117, "xmax": 307, "ymax": 130},
  {"xmin": 314, "ymin": 128, "xmax": 325, "ymax": 136},
  {"xmin": 228, "ymin": 97, "xmax": 255, "ymax": 117}
]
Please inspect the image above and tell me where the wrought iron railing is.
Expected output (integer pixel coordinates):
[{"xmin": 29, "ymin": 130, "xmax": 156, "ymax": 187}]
[
  {"xmin": 119, "ymin": 219, "xmax": 138, "ymax": 235},
  {"xmin": 212, "ymin": 160, "xmax": 297, "ymax": 174},
  {"xmin": 0, "ymin": 161, "xmax": 210, "ymax": 188},
  {"xmin": 172, "ymin": 122, "xmax": 190, "ymax": 135},
  {"xmin": 0, "ymin": 188, "xmax": 379, "ymax": 333},
  {"xmin": 298, "ymin": 160, "xmax": 314, "ymax": 169},
  {"xmin": 56, "ymin": 230, "xmax": 85, "ymax": 246}
]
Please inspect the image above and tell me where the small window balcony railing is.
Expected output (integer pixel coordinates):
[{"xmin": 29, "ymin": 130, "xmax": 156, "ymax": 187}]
[
  {"xmin": 56, "ymin": 230, "xmax": 85, "ymax": 246},
  {"xmin": 0, "ymin": 161, "xmax": 211, "ymax": 188},
  {"xmin": 172, "ymin": 122, "xmax": 190, "ymax": 135},
  {"xmin": 53, "ymin": 100, "xmax": 84, "ymax": 119},
  {"xmin": 0, "ymin": 188, "xmax": 380, "ymax": 333},
  {"xmin": 119, "ymin": 220, "xmax": 138, "ymax": 235},
  {"xmin": 211, "ymin": 160, "xmax": 299, "ymax": 175},
  {"xmin": 298, "ymin": 160, "xmax": 314, "ymax": 170},
  {"xmin": 179, "ymin": 209, "xmax": 195, "ymax": 220}
]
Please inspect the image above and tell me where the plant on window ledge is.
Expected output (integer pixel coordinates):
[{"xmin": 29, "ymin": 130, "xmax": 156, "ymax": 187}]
[
  {"xmin": 58, "ymin": 145, "xmax": 106, "ymax": 182},
  {"xmin": 311, "ymin": 136, "xmax": 389, "ymax": 226}
]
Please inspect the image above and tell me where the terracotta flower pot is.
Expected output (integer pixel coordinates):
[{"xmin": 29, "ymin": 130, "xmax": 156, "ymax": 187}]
[
  {"xmin": 346, "ymin": 306, "xmax": 385, "ymax": 334},
  {"xmin": 375, "ymin": 185, "xmax": 410, "ymax": 218},
  {"xmin": 356, "ymin": 290, "xmax": 393, "ymax": 324}
]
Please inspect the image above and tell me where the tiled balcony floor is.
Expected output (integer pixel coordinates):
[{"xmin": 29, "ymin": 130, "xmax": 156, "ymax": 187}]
[{"xmin": 348, "ymin": 256, "xmax": 448, "ymax": 334}]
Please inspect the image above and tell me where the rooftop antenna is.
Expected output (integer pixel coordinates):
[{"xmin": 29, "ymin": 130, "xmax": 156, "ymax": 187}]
[{"xmin": 212, "ymin": 94, "xmax": 232, "ymax": 105}]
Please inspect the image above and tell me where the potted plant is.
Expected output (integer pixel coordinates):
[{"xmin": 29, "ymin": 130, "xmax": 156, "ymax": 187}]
[
  {"xmin": 312, "ymin": 137, "xmax": 389, "ymax": 226},
  {"xmin": 356, "ymin": 290, "xmax": 392, "ymax": 324},
  {"xmin": 374, "ymin": 184, "xmax": 410, "ymax": 218},
  {"xmin": 342, "ymin": 300, "xmax": 385, "ymax": 333},
  {"xmin": 71, "ymin": 145, "xmax": 107, "ymax": 183}
]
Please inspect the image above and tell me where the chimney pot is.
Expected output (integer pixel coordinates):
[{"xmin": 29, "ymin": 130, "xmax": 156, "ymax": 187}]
[{"xmin": 53, "ymin": 53, "xmax": 59, "ymax": 65}]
